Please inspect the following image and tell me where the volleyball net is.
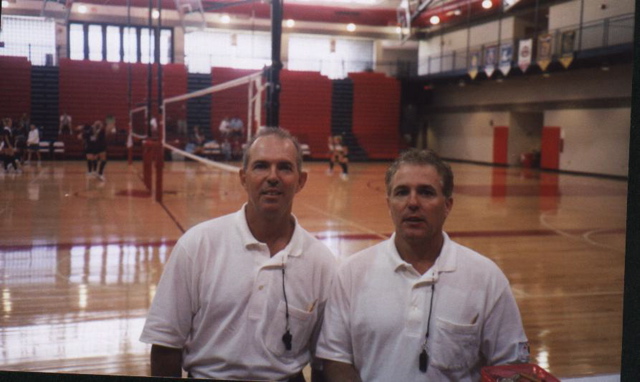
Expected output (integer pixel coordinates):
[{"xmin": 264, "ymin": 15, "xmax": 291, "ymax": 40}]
[{"xmin": 161, "ymin": 70, "xmax": 266, "ymax": 172}]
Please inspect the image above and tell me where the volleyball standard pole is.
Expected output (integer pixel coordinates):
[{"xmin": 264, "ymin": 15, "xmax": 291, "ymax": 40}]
[{"xmin": 265, "ymin": 0, "xmax": 283, "ymax": 128}]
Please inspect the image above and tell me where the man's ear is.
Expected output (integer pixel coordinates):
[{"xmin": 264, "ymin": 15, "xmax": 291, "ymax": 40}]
[
  {"xmin": 239, "ymin": 168, "xmax": 246, "ymax": 188},
  {"xmin": 444, "ymin": 196, "xmax": 453, "ymax": 218},
  {"xmin": 296, "ymin": 171, "xmax": 308, "ymax": 193}
]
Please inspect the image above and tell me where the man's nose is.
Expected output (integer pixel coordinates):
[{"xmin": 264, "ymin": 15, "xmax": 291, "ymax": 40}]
[
  {"xmin": 407, "ymin": 191, "xmax": 419, "ymax": 208},
  {"xmin": 266, "ymin": 165, "xmax": 279, "ymax": 183}
]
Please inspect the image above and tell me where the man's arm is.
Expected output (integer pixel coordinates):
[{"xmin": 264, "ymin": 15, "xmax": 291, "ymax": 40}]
[
  {"xmin": 150, "ymin": 344, "xmax": 183, "ymax": 377},
  {"xmin": 322, "ymin": 360, "xmax": 362, "ymax": 382}
]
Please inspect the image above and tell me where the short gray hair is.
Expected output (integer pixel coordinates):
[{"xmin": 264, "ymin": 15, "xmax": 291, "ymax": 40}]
[
  {"xmin": 242, "ymin": 127, "xmax": 303, "ymax": 171},
  {"xmin": 384, "ymin": 148, "xmax": 454, "ymax": 198}
]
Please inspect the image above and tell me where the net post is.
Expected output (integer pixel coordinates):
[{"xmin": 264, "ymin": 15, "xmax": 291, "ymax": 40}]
[
  {"xmin": 155, "ymin": 139, "xmax": 164, "ymax": 203},
  {"xmin": 143, "ymin": 140, "xmax": 154, "ymax": 192},
  {"xmin": 127, "ymin": 122, "xmax": 133, "ymax": 165},
  {"xmin": 266, "ymin": 0, "xmax": 283, "ymax": 128},
  {"xmin": 155, "ymin": 113, "xmax": 164, "ymax": 203}
]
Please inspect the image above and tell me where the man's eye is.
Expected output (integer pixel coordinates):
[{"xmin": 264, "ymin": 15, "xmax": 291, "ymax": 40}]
[{"xmin": 393, "ymin": 189, "xmax": 409, "ymax": 197}]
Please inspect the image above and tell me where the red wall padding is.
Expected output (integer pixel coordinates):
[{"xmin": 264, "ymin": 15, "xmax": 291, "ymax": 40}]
[
  {"xmin": 0, "ymin": 56, "xmax": 31, "ymax": 123},
  {"xmin": 349, "ymin": 72, "xmax": 400, "ymax": 160},
  {"xmin": 210, "ymin": 68, "xmax": 332, "ymax": 158},
  {"xmin": 280, "ymin": 70, "xmax": 332, "ymax": 158},
  {"xmin": 59, "ymin": 59, "xmax": 187, "ymax": 132}
]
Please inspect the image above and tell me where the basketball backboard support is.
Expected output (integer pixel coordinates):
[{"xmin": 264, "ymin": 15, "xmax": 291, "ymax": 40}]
[
  {"xmin": 396, "ymin": 0, "xmax": 437, "ymax": 42},
  {"xmin": 175, "ymin": 0, "xmax": 206, "ymax": 31}
]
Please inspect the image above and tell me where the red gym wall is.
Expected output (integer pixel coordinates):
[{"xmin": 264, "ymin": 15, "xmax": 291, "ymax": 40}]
[
  {"xmin": 59, "ymin": 59, "xmax": 187, "ymax": 131},
  {"xmin": 211, "ymin": 68, "xmax": 333, "ymax": 158},
  {"xmin": 279, "ymin": 70, "xmax": 332, "ymax": 157},
  {"xmin": 349, "ymin": 72, "xmax": 400, "ymax": 160},
  {"xmin": 0, "ymin": 56, "xmax": 31, "ymax": 122}
]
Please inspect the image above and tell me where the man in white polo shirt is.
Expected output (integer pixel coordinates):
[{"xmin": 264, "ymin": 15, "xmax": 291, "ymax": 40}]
[
  {"xmin": 316, "ymin": 149, "xmax": 529, "ymax": 382},
  {"xmin": 140, "ymin": 128, "xmax": 336, "ymax": 381}
]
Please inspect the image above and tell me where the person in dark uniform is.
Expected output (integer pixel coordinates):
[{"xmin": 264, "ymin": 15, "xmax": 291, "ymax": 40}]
[
  {"xmin": 91, "ymin": 120, "xmax": 109, "ymax": 181},
  {"xmin": 78, "ymin": 123, "xmax": 97, "ymax": 176},
  {"xmin": 2, "ymin": 118, "xmax": 21, "ymax": 173}
]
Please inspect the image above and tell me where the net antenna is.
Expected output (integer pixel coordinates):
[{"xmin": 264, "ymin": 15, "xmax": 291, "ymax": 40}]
[{"xmin": 129, "ymin": 105, "xmax": 149, "ymax": 139}]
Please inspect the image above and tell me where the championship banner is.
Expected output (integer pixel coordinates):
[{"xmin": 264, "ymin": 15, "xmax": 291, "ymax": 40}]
[
  {"xmin": 468, "ymin": 50, "xmax": 481, "ymax": 80},
  {"xmin": 537, "ymin": 33, "xmax": 553, "ymax": 71},
  {"xmin": 559, "ymin": 30, "xmax": 576, "ymax": 69},
  {"xmin": 484, "ymin": 45, "xmax": 497, "ymax": 78},
  {"xmin": 499, "ymin": 42, "xmax": 513, "ymax": 76},
  {"xmin": 518, "ymin": 38, "xmax": 532, "ymax": 73}
]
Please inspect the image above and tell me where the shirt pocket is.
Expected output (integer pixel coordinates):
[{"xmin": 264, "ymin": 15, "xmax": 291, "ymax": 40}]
[
  {"xmin": 265, "ymin": 300, "xmax": 315, "ymax": 357},
  {"xmin": 429, "ymin": 317, "xmax": 480, "ymax": 371}
]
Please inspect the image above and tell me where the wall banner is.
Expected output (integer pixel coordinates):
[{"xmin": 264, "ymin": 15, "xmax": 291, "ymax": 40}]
[
  {"xmin": 559, "ymin": 30, "xmax": 576, "ymax": 69},
  {"xmin": 518, "ymin": 38, "xmax": 532, "ymax": 73},
  {"xmin": 484, "ymin": 45, "xmax": 497, "ymax": 78},
  {"xmin": 537, "ymin": 33, "xmax": 553, "ymax": 71},
  {"xmin": 499, "ymin": 42, "xmax": 513, "ymax": 76},
  {"xmin": 468, "ymin": 50, "xmax": 480, "ymax": 80}
]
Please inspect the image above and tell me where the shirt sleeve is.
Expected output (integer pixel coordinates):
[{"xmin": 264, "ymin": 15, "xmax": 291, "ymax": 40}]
[
  {"xmin": 481, "ymin": 282, "xmax": 529, "ymax": 365},
  {"xmin": 315, "ymin": 265, "xmax": 355, "ymax": 364},
  {"xmin": 140, "ymin": 241, "xmax": 196, "ymax": 349}
]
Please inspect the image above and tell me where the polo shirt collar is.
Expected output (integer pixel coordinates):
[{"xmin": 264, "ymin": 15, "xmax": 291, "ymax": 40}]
[
  {"xmin": 236, "ymin": 204, "xmax": 304, "ymax": 260},
  {"xmin": 387, "ymin": 231, "xmax": 458, "ymax": 277}
]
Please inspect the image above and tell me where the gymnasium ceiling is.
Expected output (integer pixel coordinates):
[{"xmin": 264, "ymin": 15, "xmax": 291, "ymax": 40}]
[
  {"xmin": 8, "ymin": 0, "xmax": 552, "ymax": 32},
  {"xmin": 3, "ymin": 0, "xmax": 556, "ymax": 31}
]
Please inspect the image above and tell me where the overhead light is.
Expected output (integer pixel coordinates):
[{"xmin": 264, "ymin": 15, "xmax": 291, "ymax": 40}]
[
  {"xmin": 430, "ymin": 15, "xmax": 440, "ymax": 25},
  {"xmin": 285, "ymin": 19, "xmax": 295, "ymax": 28},
  {"xmin": 77, "ymin": 4, "xmax": 88, "ymax": 13},
  {"xmin": 482, "ymin": 0, "xmax": 493, "ymax": 9},
  {"xmin": 346, "ymin": 23, "xmax": 356, "ymax": 32},
  {"xmin": 152, "ymin": 9, "xmax": 160, "ymax": 19},
  {"xmin": 220, "ymin": 14, "xmax": 231, "ymax": 24},
  {"xmin": 2, "ymin": 1, "xmax": 10, "ymax": 8}
]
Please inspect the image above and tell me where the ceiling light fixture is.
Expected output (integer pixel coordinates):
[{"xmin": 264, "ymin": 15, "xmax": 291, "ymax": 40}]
[
  {"xmin": 152, "ymin": 9, "xmax": 160, "ymax": 19},
  {"xmin": 221, "ymin": 14, "xmax": 231, "ymax": 24},
  {"xmin": 430, "ymin": 15, "xmax": 440, "ymax": 25},
  {"xmin": 2, "ymin": 0, "xmax": 9, "ymax": 8},
  {"xmin": 346, "ymin": 23, "xmax": 356, "ymax": 32},
  {"xmin": 77, "ymin": 4, "xmax": 88, "ymax": 13},
  {"xmin": 285, "ymin": 19, "xmax": 295, "ymax": 28},
  {"xmin": 482, "ymin": 0, "xmax": 493, "ymax": 9}
]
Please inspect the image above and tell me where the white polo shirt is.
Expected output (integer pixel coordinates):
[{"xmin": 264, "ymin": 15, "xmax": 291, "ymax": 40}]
[
  {"xmin": 316, "ymin": 232, "xmax": 528, "ymax": 382},
  {"xmin": 140, "ymin": 206, "xmax": 336, "ymax": 380}
]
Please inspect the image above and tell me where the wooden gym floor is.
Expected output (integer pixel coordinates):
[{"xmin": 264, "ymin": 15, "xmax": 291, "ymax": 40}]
[{"xmin": 0, "ymin": 159, "xmax": 627, "ymax": 379}]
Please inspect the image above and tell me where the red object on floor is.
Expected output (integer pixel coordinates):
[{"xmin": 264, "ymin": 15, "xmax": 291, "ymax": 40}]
[{"xmin": 481, "ymin": 363, "xmax": 561, "ymax": 382}]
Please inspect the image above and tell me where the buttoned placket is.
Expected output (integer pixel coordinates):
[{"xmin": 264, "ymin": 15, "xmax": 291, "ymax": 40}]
[
  {"xmin": 404, "ymin": 266, "xmax": 438, "ymax": 337},
  {"xmin": 248, "ymin": 243, "xmax": 290, "ymax": 320}
]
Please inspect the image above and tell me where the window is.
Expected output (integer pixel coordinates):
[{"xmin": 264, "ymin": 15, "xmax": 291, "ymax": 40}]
[
  {"xmin": 123, "ymin": 27, "xmax": 138, "ymax": 63},
  {"xmin": 69, "ymin": 23, "xmax": 85, "ymax": 61},
  {"xmin": 184, "ymin": 30, "xmax": 271, "ymax": 74},
  {"xmin": 288, "ymin": 35, "xmax": 374, "ymax": 79},
  {"xmin": 0, "ymin": 16, "xmax": 56, "ymax": 66},
  {"xmin": 106, "ymin": 26, "xmax": 121, "ymax": 62},
  {"xmin": 88, "ymin": 25, "xmax": 103, "ymax": 61},
  {"xmin": 69, "ymin": 22, "xmax": 172, "ymax": 64}
]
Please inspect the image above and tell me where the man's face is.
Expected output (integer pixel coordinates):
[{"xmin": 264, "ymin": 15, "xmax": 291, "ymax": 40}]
[
  {"xmin": 386, "ymin": 163, "xmax": 453, "ymax": 243},
  {"xmin": 240, "ymin": 135, "xmax": 307, "ymax": 217}
]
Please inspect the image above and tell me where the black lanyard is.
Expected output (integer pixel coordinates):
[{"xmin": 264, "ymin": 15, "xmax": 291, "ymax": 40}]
[{"xmin": 419, "ymin": 283, "xmax": 435, "ymax": 373}]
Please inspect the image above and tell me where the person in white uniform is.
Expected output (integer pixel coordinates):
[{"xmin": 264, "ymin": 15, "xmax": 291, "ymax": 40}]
[
  {"xmin": 316, "ymin": 148, "xmax": 529, "ymax": 382},
  {"xmin": 140, "ymin": 127, "xmax": 336, "ymax": 381}
]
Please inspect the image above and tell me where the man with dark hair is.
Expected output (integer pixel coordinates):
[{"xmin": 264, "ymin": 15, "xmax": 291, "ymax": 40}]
[
  {"xmin": 317, "ymin": 148, "xmax": 528, "ymax": 382},
  {"xmin": 141, "ymin": 127, "xmax": 336, "ymax": 381}
]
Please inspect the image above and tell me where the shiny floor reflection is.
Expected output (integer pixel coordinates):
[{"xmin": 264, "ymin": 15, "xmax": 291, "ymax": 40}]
[{"xmin": 0, "ymin": 160, "xmax": 627, "ymax": 379}]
